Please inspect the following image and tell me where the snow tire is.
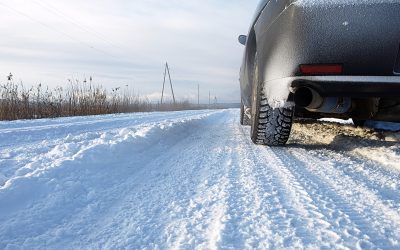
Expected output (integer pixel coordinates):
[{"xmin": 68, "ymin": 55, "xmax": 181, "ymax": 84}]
[{"xmin": 250, "ymin": 53, "xmax": 294, "ymax": 146}]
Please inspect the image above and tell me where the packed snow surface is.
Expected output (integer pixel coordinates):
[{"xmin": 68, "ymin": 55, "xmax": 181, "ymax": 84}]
[{"xmin": 0, "ymin": 109, "xmax": 399, "ymax": 249}]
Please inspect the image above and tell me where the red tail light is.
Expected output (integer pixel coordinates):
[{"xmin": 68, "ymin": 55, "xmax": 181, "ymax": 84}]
[{"xmin": 300, "ymin": 64, "xmax": 343, "ymax": 75}]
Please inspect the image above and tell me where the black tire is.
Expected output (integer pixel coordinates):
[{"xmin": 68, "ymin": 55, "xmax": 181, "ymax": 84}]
[
  {"xmin": 250, "ymin": 54, "xmax": 294, "ymax": 146},
  {"xmin": 240, "ymin": 100, "xmax": 251, "ymax": 126}
]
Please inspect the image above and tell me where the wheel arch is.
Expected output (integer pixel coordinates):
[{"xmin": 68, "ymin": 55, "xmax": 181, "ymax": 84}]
[{"xmin": 240, "ymin": 28, "xmax": 257, "ymax": 108}]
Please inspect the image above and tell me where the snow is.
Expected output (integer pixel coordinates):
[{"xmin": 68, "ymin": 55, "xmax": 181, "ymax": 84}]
[
  {"xmin": 0, "ymin": 109, "xmax": 399, "ymax": 249},
  {"xmin": 320, "ymin": 118, "xmax": 353, "ymax": 124},
  {"xmin": 294, "ymin": 0, "xmax": 400, "ymax": 7},
  {"xmin": 263, "ymin": 78, "xmax": 295, "ymax": 109}
]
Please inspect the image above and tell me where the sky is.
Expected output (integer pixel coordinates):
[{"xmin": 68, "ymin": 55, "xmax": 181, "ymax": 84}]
[{"xmin": 0, "ymin": 0, "xmax": 259, "ymax": 103}]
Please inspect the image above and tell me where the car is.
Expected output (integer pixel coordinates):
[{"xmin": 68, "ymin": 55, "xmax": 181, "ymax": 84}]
[{"xmin": 238, "ymin": 0, "xmax": 400, "ymax": 146}]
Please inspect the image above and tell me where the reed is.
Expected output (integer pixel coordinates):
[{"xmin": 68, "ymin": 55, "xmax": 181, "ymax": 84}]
[{"xmin": 0, "ymin": 75, "xmax": 198, "ymax": 121}]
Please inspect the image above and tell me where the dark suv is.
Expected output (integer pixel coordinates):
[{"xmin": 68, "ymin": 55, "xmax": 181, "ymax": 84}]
[{"xmin": 239, "ymin": 0, "xmax": 400, "ymax": 145}]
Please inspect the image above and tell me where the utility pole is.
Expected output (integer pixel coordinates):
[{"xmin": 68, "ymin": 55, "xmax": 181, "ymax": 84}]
[
  {"xmin": 166, "ymin": 63, "xmax": 176, "ymax": 105},
  {"xmin": 197, "ymin": 84, "xmax": 200, "ymax": 106},
  {"xmin": 161, "ymin": 64, "xmax": 167, "ymax": 104},
  {"xmin": 209, "ymin": 91, "xmax": 211, "ymax": 108},
  {"xmin": 160, "ymin": 62, "xmax": 176, "ymax": 105}
]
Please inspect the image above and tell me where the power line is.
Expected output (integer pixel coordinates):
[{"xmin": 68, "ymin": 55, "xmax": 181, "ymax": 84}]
[
  {"xmin": 31, "ymin": 0, "xmax": 122, "ymax": 51},
  {"xmin": 0, "ymin": 1, "xmax": 115, "ymax": 58}
]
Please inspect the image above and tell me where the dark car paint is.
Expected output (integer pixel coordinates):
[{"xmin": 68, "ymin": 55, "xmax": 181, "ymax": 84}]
[
  {"xmin": 250, "ymin": 0, "xmax": 271, "ymax": 26},
  {"xmin": 240, "ymin": 0, "xmax": 296, "ymax": 107},
  {"xmin": 240, "ymin": 0, "xmax": 400, "ymax": 119}
]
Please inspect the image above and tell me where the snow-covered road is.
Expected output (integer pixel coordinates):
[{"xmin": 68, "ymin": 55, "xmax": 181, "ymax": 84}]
[{"xmin": 0, "ymin": 109, "xmax": 399, "ymax": 249}]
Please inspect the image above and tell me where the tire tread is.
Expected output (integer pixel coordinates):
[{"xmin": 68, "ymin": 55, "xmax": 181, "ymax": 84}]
[{"xmin": 252, "ymin": 88, "xmax": 294, "ymax": 146}]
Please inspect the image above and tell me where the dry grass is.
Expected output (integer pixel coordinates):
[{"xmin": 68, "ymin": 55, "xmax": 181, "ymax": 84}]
[{"xmin": 0, "ymin": 76, "xmax": 197, "ymax": 121}]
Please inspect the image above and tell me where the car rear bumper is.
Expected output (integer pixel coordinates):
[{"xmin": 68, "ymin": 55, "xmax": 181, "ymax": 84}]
[
  {"xmin": 290, "ymin": 75, "xmax": 400, "ymax": 98},
  {"xmin": 260, "ymin": 75, "xmax": 400, "ymax": 109}
]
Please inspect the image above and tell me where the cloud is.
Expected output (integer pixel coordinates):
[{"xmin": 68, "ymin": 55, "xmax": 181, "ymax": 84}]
[{"xmin": 0, "ymin": 0, "xmax": 259, "ymax": 103}]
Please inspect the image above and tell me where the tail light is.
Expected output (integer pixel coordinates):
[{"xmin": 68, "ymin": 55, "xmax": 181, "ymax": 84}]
[{"xmin": 300, "ymin": 64, "xmax": 343, "ymax": 75}]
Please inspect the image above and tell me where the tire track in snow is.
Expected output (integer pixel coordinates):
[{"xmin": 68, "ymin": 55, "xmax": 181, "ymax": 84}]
[
  {"xmin": 295, "ymin": 146, "xmax": 400, "ymax": 212},
  {"xmin": 236, "ymin": 117, "xmax": 400, "ymax": 249},
  {"xmin": 269, "ymin": 147, "xmax": 380, "ymax": 248},
  {"xmin": 215, "ymin": 113, "xmax": 399, "ymax": 249},
  {"xmin": 272, "ymin": 147, "xmax": 400, "ymax": 248},
  {"xmin": 76, "ymin": 110, "xmax": 232, "ymax": 249},
  {"xmin": 162, "ymin": 113, "xmax": 233, "ymax": 250},
  {"xmin": 222, "ymin": 127, "xmax": 303, "ymax": 249},
  {"xmin": 248, "ymin": 145, "xmax": 342, "ymax": 248}
]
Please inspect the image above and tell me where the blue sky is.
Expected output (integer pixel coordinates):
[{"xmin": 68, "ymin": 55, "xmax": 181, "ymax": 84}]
[{"xmin": 0, "ymin": 0, "xmax": 259, "ymax": 103}]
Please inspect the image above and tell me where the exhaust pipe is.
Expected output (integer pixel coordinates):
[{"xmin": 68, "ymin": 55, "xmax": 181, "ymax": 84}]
[{"xmin": 294, "ymin": 87, "xmax": 351, "ymax": 114}]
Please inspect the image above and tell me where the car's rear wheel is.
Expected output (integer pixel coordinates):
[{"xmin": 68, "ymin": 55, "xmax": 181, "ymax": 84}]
[
  {"xmin": 250, "ymin": 53, "xmax": 294, "ymax": 146},
  {"xmin": 240, "ymin": 100, "xmax": 251, "ymax": 125}
]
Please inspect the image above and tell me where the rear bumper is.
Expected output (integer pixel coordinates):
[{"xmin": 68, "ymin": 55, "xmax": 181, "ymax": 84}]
[
  {"xmin": 291, "ymin": 76, "xmax": 400, "ymax": 98},
  {"xmin": 289, "ymin": 75, "xmax": 400, "ymax": 122}
]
